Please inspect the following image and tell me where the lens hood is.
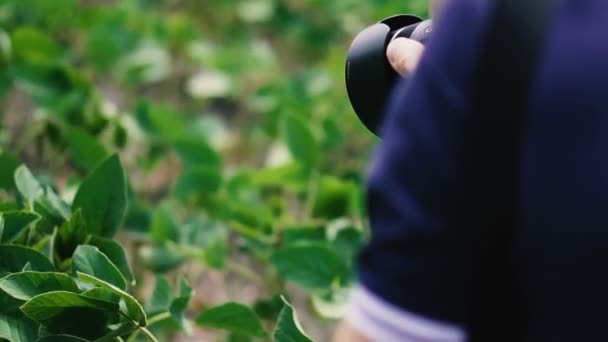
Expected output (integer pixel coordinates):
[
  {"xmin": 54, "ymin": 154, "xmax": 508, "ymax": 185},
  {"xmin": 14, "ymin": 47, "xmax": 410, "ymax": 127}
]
[{"xmin": 345, "ymin": 14, "xmax": 423, "ymax": 135}]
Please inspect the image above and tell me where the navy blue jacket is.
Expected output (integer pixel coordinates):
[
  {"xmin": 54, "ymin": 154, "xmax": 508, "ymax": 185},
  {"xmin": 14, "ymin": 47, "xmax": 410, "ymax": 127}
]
[{"xmin": 358, "ymin": 0, "xmax": 608, "ymax": 340}]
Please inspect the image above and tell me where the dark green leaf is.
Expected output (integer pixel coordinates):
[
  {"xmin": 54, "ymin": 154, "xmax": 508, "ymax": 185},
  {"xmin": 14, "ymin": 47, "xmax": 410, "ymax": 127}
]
[
  {"xmin": 312, "ymin": 176, "xmax": 354, "ymax": 219},
  {"xmin": 86, "ymin": 235, "xmax": 134, "ymax": 286},
  {"xmin": 0, "ymin": 151, "xmax": 20, "ymax": 191},
  {"xmin": 146, "ymin": 276, "xmax": 171, "ymax": 315},
  {"xmin": 0, "ymin": 313, "xmax": 39, "ymax": 342},
  {"xmin": 72, "ymin": 154, "xmax": 127, "ymax": 238},
  {"xmin": 270, "ymin": 244, "xmax": 346, "ymax": 294},
  {"xmin": 253, "ymin": 295, "xmax": 284, "ymax": 321},
  {"xmin": 0, "ymin": 272, "xmax": 79, "ymax": 301},
  {"xmin": 173, "ymin": 166, "xmax": 222, "ymax": 202},
  {"xmin": 77, "ymin": 272, "xmax": 147, "ymax": 327},
  {"xmin": 195, "ymin": 302, "xmax": 267, "ymax": 338},
  {"xmin": 169, "ymin": 277, "xmax": 193, "ymax": 330},
  {"xmin": 0, "ymin": 245, "xmax": 54, "ymax": 276},
  {"xmin": 20, "ymin": 291, "xmax": 118, "ymax": 340},
  {"xmin": 273, "ymin": 296, "xmax": 313, "ymax": 342},
  {"xmin": 0, "ymin": 211, "xmax": 39, "ymax": 243},
  {"xmin": 36, "ymin": 335, "xmax": 89, "ymax": 342},
  {"xmin": 66, "ymin": 128, "xmax": 109, "ymax": 172},
  {"xmin": 54, "ymin": 210, "xmax": 88, "ymax": 262},
  {"xmin": 72, "ymin": 245, "xmax": 127, "ymax": 291}
]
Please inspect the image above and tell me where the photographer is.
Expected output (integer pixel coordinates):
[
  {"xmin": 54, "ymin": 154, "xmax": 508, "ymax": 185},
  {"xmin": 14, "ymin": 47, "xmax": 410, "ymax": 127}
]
[{"xmin": 335, "ymin": 0, "xmax": 608, "ymax": 341}]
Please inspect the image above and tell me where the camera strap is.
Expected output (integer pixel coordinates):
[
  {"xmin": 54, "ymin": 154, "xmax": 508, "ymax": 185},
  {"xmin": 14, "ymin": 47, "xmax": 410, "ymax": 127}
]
[{"xmin": 465, "ymin": 0, "xmax": 557, "ymax": 340}]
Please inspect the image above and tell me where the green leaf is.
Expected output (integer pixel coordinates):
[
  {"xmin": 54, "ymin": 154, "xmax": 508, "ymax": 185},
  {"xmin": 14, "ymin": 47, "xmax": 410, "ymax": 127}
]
[
  {"xmin": 270, "ymin": 244, "xmax": 346, "ymax": 294},
  {"xmin": 39, "ymin": 186, "xmax": 71, "ymax": 220},
  {"xmin": 11, "ymin": 27, "xmax": 63, "ymax": 66},
  {"xmin": 253, "ymin": 295, "xmax": 284, "ymax": 321},
  {"xmin": 66, "ymin": 128, "xmax": 109, "ymax": 172},
  {"xmin": 283, "ymin": 114, "xmax": 319, "ymax": 169},
  {"xmin": 140, "ymin": 245, "xmax": 185, "ymax": 274},
  {"xmin": 169, "ymin": 277, "xmax": 193, "ymax": 331},
  {"xmin": 172, "ymin": 137, "xmax": 221, "ymax": 169},
  {"xmin": 0, "ymin": 211, "xmax": 39, "ymax": 243},
  {"xmin": 20, "ymin": 291, "xmax": 118, "ymax": 340},
  {"xmin": 195, "ymin": 302, "xmax": 267, "ymax": 338},
  {"xmin": 312, "ymin": 177, "xmax": 354, "ymax": 219},
  {"xmin": 82, "ymin": 287, "xmax": 121, "ymax": 304},
  {"xmin": 173, "ymin": 166, "xmax": 222, "ymax": 202},
  {"xmin": 273, "ymin": 296, "xmax": 313, "ymax": 342},
  {"xmin": 77, "ymin": 272, "xmax": 147, "ymax": 327},
  {"xmin": 0, "ymin": 245, "xmax": 54, "ymax": 277},
  {"xmin": 0, "ymin": 313, "xmax": 39, "ymax": 342},
  {"xmin": 0, "ymin": 151, "xmax": 20, "ymax": 191},
  {"xmin": 72, "ymin": 154, "xmax": 127, "ymax": 237},
  {"xmin": 0, "ymin": 272, "xmax": 79, "ymax": 301},
  {"xmin": 54, "ymin": 210, "xmax": 88, "ymax": 262},
  {"xmin": 146, "ymin": 276, "xmax": 171, "ymax": 315},
  {"xmin": 72, "ymin": 245, "xmax": 127, "ymax": 291},
  {"xmin": 86, "ymin": 235, "xmax": 134, "ymax": 286},
  {"xmin": 14, "ymin": 165, "xmax": 44, "ymax": 209},
  {"xmin": 150, "ymin": 204, "xmax": 179, "ymax": 244}
]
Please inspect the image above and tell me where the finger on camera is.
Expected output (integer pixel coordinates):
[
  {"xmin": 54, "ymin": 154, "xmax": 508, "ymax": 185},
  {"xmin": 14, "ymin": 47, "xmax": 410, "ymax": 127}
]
[{"xmin": 386, "ymin": 38, "xmax": 425, "ymax": 76}]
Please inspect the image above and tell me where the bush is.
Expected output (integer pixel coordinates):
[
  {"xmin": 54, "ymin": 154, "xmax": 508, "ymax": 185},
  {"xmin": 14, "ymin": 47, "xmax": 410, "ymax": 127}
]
[{"xmin": 0, "ymin": 0, "xmax": 426, "ymax": 340}]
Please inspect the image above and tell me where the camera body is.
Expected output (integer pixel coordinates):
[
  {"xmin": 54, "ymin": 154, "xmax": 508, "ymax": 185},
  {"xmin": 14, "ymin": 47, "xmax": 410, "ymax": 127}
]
[{"xmin": 345, "ymin": 15, "xmax": 433, "ymax": 135}]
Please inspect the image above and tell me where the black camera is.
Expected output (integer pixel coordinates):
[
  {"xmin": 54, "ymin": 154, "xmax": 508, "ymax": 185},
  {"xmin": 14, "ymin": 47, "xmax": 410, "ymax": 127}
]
[{"xmin": 345, "ymin": 15, "xmax": 433, "ymax": 135}]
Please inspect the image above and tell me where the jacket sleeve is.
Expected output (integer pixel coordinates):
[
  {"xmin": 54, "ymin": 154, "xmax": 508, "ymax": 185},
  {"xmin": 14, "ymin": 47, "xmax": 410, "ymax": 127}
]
[{"xmin": 352, "ymin": 0, "xmax": 494, "ymax": 334}]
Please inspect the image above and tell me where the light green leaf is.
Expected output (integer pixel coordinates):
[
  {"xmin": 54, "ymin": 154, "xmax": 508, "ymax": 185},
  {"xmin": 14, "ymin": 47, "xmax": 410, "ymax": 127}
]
[
  {"xmin": 150, "ymin": 204, "xmax": 179, "ymax": 244},
  {"xmin": 14, "ymin": 165, "xmax": 44, "ymax": 209},
  {"xmin": 273, "ymin": 296, "xmax": 313, "ymax": 342},
  {"xmin": 0, "ymin": 211, "xmax": 39, "ymax": 243},
  {"xmin": 0, "ymin": 272, "xmax": 79, "ymax": 301},
  {"xmin": 283, "ymin": 114, "xmax": 319, "ymax": 169},
  {"xmin": 0, "ymin": 245, "xmax": 54, "ymax": 277},
  {"xmin": 195, "ymin": 302, "xmax": 267, "ymax": 338},
  {"xmin": 270, "ymin": 244, "xmax": 346, "ymax": 294},
  {"xmin": 146, "ymin": 276, "xmax": 171, "ymax": 315},
  {"xmin": 86, "ymin": 235, "xmax": 134, "ymax": 286},
  {"xmin": 66, "ymin": 128, "xmax": 109, "ymax": 172},
  {"xmin": 0, "ymin": 313, "xmax": 38, "ymax": 342},
  {"xmin": 172, "ymin": 137, "xmax": 221, "ymax": 169},
  {"xmin": 72, "ymin": 245, "xmax": 127, "ymax": 291},
  {"xmin": 77, "ymin": 272, "xmax": 147, "ymax": 327},
  {"xmin": 170, "ymin": 277, "xmax": 193, "ymax": 331},
  {"xmin": 72, "ymin": 154, "xmax": 127, "ymax": 238},
  {"xmin": 11, "ymin": 27, "xmax": 63, "ymax": 65}
]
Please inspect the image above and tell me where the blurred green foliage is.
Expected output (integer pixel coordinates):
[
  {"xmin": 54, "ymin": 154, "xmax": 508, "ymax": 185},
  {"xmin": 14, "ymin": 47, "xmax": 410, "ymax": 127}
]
[{"xmin": 0, "ymin": 0, "xmax": 427, "ymax": 340}]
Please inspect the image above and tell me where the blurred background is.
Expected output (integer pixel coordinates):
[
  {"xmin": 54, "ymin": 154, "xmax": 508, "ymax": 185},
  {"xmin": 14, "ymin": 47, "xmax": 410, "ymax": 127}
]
[{"xmin": 0, "ymin": 0, "xmax": 427, "ymax": 340}]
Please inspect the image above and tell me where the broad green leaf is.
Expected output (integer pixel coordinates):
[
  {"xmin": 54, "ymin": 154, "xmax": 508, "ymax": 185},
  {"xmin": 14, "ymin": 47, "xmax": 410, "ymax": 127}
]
[
  {"xmin": 0, "ymin": 211, "xmax": 39, "ymax": 243},
  {"xmin": 77, "ymin": 272, "xmax": 147, "ymax": 327},
  {"xmin": 11, "ymin": 27, "xmax": 63, "ymax": 65},
  {"xmin": 72, "ymin": 154, "xmax": 127, "ymax": 237},
  {"xmin": 82, "ymin": 288, "xmax": 120, "ymax": 304},
  {"xmin": 283, "ymin": 114, "xmax": 319, "ymax": 169},
  {"xmin": 0, "ymin": 245, "xmax": 54, "ymax": 277},
  {"xmin": 195, "ymin": 302, "xmax": 267, "ymax": 338},
  {"xmin": 72, "ymin": 245, "xmax": 127, "ymax": 291},
  {"xmin": 270, "ymin": 244, "xmax": 347, "ymax": 294},
  {"xmin": 20, "ymin": 291, "xmax": 118, "ymax": 340},
  {"xmin": 66, "ymin": 128, "xmax": 109, "ymax": 172},
  {"xmin": 14, "ymin": 165, "xmax": 44, "ymax": 209},
  {"xmin": 0, "ymin": 151, "xmax": 20, "ymax": 191},
  {"xmin": 40, "ymin": 186, "xmax": 71, "ymax": 220},
  {"xmin": 172, "ymin": 137, "xmax": 221, "ymax": 169},
  {"xmin": 146, "ymin": 276, "xmax": 171, "ymax": 315},
  {"xmin": 0, "ymin": 313, "xmax": 38, "ymax": 342},
  {"xmin": 54, "ymin": 210, "xmax": 88, "ymax": 262},
  {"xmin": 253, "ymin": 295, "xmax": 284, "ymax": 321},
  {"xmin": 140, "ymin": 245, "xmax": 185, "ymax": 274},
  {"xmin": 273, "ymin": 296, "xmax": 313, "ymax": 342},
  {"xmin": 150, "ymin": 204, "xmax": 179, "ymax": 244},
  {"xmin": 0, "ymin": 272, "xmax": 78, "ymax": 301},
  {"xmin": 87, "ymin": 235, "xmax": 134, "ymax": 285},
  {"xmin": 173, "ymin": 166, "xmax": 222, "ymax": 201}
]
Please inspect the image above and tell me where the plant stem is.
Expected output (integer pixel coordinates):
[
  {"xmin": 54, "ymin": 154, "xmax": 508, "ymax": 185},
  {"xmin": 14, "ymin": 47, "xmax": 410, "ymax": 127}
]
[
  {"xmin": 125, "ymin": 312, "xmax": 171, "ymax": 342},
  {"xmin": 139, "ymin": 327, "xmax": 158, "ymax": 342}
]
